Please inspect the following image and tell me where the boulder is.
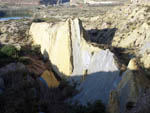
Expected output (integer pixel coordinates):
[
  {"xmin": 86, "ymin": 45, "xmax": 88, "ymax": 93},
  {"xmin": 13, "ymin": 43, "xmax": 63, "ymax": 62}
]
[
  {"xmin": 30, "ymin": 18, "xmax": 121, "ymax": 105},
  {"xmin": 127, "ymin": 58, "xmax": 139, "ymax": 70},
  {"xmin": 110, "ymin": 58, "xmax": 150, "ymax": 113},
  {"xmin": 39, "ymin": 70, "xmax": 60, "ymax": 88}
]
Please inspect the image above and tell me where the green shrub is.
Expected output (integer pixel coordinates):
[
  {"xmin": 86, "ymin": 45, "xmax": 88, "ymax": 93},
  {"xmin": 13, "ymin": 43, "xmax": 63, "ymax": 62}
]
[
  {"xmin": 19, "ymin": 45, "xmax": 41, "ymax": 56},
  {"xmin": 0, "ymin": 45, "xmax": 18, "ymax": 58},
  {"xmin": 31, "ymin": 45, "xmax": 41, "ymax": 55},
  {"xmin": 32, "ymin": 18, "xmax": 45, "ymax": 22},
  {"xmin": 18, "ymin": 57, "xmax": 31, "ymax": 65}
]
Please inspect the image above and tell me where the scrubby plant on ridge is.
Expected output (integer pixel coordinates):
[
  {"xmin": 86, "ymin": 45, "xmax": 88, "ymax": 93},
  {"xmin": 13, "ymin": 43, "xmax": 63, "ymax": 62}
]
[{"xmin": 0, "ymin": 44, "xmax": 18, "ymax": 58}]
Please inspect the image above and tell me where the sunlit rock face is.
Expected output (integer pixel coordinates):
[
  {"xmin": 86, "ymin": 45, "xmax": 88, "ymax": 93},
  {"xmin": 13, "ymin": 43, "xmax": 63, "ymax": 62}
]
[
  {"xmin": 70, "ymin": 41, "xmax": 121, "ymax": 105},
  {"xmin": 29, "ymin": 18, "xmax": 121, "ymax": 105},
  {"xmin": 71, "ymin": 51, "xmax": 121, "ymax": 105},
  {"xmin": 30, "ymin": 21, "xmax": 73, "ymax": 76},
  {"xmin": 30, "ymin": 18, "xmax": 150, "ymax": 112},
  {"xmin": 71, "ymin": 20, "xmax": 120, "ymax": 105},
  {"xmin": 70, "ymin": 19, "xmax": 121, "ymax": 105}
]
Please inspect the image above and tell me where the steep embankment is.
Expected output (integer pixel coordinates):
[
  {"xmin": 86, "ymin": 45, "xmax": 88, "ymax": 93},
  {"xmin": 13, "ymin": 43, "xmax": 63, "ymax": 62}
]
[
  {"xmin": 30, "ymin": 18, "xmax": 121, "ymax": 106},
  {"xmin": 29, "ymin": 12, "xmax": 150, "ymax": 113},
  {"xmin": 1, "ymin": 2, "xmax": 150, "ymax": 113}
]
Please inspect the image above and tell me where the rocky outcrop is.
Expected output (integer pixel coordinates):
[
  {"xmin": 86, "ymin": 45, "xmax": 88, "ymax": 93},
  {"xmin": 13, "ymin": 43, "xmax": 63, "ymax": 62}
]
[
  {"xmin": 30, "ymin": 21, "xmax": 73, "ymax": 76},
  {"xmin": 108, "ymin": 58, "xmax": 150, "ymax": 113},
  {"xmin": 29, "ymin": 17, "xmax": 150, "ymax": 111},
  {"xmin": 30, "ymin": 18, "xmax": 121, "ymax": 106}
]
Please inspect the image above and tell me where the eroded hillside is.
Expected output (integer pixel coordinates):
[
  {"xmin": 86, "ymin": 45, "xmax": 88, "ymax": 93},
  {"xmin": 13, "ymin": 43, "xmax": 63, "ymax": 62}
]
[{"xmin": 0, "ymin": 2, "xmax": 150, "ymax": 113}]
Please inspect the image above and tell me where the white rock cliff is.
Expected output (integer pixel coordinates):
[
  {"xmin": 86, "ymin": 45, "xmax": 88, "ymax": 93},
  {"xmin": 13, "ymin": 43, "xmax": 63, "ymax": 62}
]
[
  {"xmin": 29, "ymin": 18, "xmax": 150, "ymax": 112},
  {"xmin": 29, "ymin": 18, "xmax": 121, "ymax": 105}
]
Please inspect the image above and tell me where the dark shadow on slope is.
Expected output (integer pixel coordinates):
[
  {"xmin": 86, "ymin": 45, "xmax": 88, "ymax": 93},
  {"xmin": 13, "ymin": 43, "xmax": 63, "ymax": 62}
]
[
  {"xmin": 87, "ymin": 28, "xmax": 117, "ymax": 45},
  {"xmin": 39, "ymin": 67, "xmax": 120, "ymax": 113},
  {"xmin": 86, "ymin": 28, "xmax": 136, "ymax": 67},
  {"xmin": 1, "ymin": 47, "xmax": 148, "ymax": 113},
  {"xmin": 37, "ymin": 50, "xmax": 120, "ymax": 113},
  {"xmin": 39, "ymin": 59, "xmax": 150, "ymax": 113}
]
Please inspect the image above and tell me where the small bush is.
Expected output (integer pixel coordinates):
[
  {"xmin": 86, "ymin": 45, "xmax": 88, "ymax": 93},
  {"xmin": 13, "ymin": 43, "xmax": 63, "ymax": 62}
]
[
  {"xmin": 20, "ymin": 45, "xmax": 41, "ymax": 56},
  {"xmin": 32, "ymin": 18, "xmax": 45, "ymax": 22},
  {"xmin": 18, "ymin": 57, "xmax": 31, "ymax": 65},
  {"xmin": 31, "ymin": 45, "xmax": 41, "ymax": 55},
  {"xmin": 0, "ymin": 45, "xmax": 18, "ymax": 58}
]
